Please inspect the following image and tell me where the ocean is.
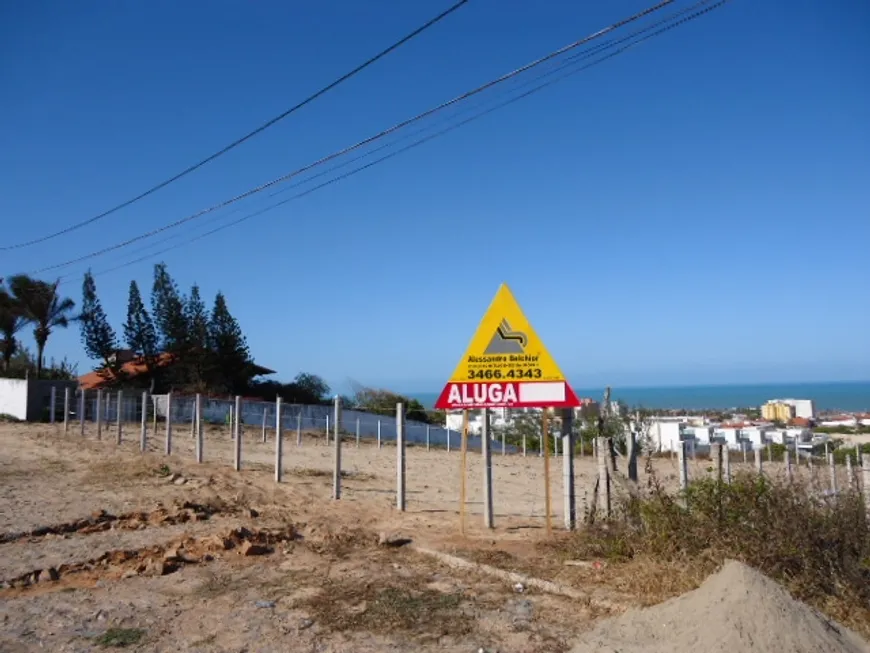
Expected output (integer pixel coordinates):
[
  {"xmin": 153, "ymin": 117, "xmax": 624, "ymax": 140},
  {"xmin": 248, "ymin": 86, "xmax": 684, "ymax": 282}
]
[{"xmin": 410, "ymin": 381, "xmax": 870, "ymax": 412}]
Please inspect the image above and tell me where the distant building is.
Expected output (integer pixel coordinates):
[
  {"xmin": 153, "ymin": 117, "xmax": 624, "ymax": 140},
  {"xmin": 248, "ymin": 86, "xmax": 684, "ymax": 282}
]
[
  {"xmin": 766, "ymin": 398, "xmax": 815, "ymax": 419},
  {"xmin": 761, "ymin": 401, "xmax": 795, "ymax": 422}
]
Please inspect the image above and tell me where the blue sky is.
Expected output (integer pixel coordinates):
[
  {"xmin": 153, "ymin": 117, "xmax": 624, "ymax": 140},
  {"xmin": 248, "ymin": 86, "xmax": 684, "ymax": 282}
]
[{"xmin": 1, "ymin": 0, "xmax": 868, "ymax": 394}]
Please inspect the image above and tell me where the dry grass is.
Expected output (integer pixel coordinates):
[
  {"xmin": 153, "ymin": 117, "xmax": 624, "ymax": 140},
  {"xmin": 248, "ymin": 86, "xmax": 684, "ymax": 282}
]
[
  {"xmin": 80, "ymin": 457, "xmax": 166, "ymax": 486},
  {"xmin": 301, "ymin": 576, "xmax": 472, "ymax": 640},
  {"xmin": 544, "ymin": 465, "xmax": 870, "ymax": 637},
  {"xmin": 292, "ymin": 467, "xmax": 375, "ymax": 482}
]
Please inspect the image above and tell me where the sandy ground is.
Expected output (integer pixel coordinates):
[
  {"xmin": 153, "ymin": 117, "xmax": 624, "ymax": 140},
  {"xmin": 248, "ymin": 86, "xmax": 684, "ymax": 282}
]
[{"xmin": 0, "ymin": 422, "xmax": 858, "ymax": 652}]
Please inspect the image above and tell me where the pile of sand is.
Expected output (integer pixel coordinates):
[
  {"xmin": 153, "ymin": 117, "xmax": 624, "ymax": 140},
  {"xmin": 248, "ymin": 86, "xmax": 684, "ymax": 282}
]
[{"xmin": 571, "ymin": 560, "xmax": 869, "ymax": 653}]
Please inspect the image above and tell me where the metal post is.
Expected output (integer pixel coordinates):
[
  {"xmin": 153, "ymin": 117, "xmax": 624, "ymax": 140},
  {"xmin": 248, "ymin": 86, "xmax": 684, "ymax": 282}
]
[
  {"xmin": 446, "ymin": 426, "xmax": 451, "ymax": 452},
  {"xmin": 194, "ymin": 393, "xmax": 203, "ymax": 463},
  {"xmin": 562, "ymin": 408, "xmax": 575, "ymax": 531},
  {"xmin": 396, "ymin": 402, "xmax": 406, "ymax": 512},
  {"xmin": 481, "ymin": 408, "xmax": 494, "ymax": 529},
  {"xmin": 596, "ymin": 436, "xmax": 611, "ymax": 517},
  {"xmin": 63, "ymin": 387, "xmax": 70, "ymax": 435},
  {"xmin": 377, "ymin": 420, "xmax": 382, "ymax": 449},
  {"xmin": 333, "ymin": 397, "xmax": 342, "ymax": 500},
  {"xmin": 355, "ymin": 418, "xmax": 360, "ymax": 448},
  {"xmin": 275, "ymin": 398, "xmax": 283, "ymax": 482},
  {"xmin": 325, "ymin": 414, "xmax": 329, "ymax": 445},
  {"xmin": 49, "ymin": 386, "xmax": 56, "ymax": 424},
  {"xmin": 116, "ymin": 390, "xmax": 123, "ymax": 444},
  {"xmin": 79, "ymin": 389, "xmax": 86, "ymax": 436},
  {"xmin": 165, "ymin": 392, "xmax": 172, "ymax": 456},
  {"xmin": 233, "ymin": 396, "xmax": 242, "ymax": 471},
  {"xmin": 139, "ymin": 391, "xmax": 147, "ymax": 452},
  {"xmin": 426, "ymin": 424, "xmax": 430, "ymax": 451},
  {"xmin": 723, "ymin": 445, "xmax": 731, "ymax": 483},
  {"xmin": 96, "ymin": 389, "xmax": 103, "ymax": 440}
]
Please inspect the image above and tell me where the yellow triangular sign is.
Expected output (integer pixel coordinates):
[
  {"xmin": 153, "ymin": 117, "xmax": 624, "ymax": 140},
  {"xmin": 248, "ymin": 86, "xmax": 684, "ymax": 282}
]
[{"xmin": 435, "ymin": 284, "xmax": 579, "ymax": 409}]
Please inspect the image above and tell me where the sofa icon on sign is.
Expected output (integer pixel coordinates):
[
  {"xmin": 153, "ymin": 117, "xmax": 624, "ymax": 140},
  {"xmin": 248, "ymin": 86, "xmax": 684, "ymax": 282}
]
[{"xmin": 483, "ymin": 319, "xmax": 528, "ymax": 355}]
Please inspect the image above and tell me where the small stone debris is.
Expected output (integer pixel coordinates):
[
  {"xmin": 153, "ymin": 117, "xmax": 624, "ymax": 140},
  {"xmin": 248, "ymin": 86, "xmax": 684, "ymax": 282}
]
[
  {"xmin": 173, "ymin": 476, "xmax": 187, "ymax": 486},
  {"xmin": 513, "ymin": 583, "xmax": 526, "ymax": 594},
  {"xmin": 239, "ymin": 540, "xmax": 269, "ymax": 557},
  {"xmin": 255, "ymin": 600, "xmax": 276, "ymax": 609},
  {"xmin": 166, "ymin": 473, "xmax": 181, "ymax": 484},
  {"xmin": 35, "ymin": 568, "xmax": 60, "ymax": 583},
  {"xmin": 377, "ymin": 532, "xmax": 412, "ymax": 548},
  {"xmin": 298, "ymin": 618, "xmax": 314, "ymax": 631},
  {"xmin": 247, "ymin": 508, "xmax": 260, "ymax": 518}
]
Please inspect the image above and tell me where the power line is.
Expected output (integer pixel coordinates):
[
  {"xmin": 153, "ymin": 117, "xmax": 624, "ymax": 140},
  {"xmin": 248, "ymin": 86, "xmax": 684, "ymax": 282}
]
[
  {"xmin": 1, "ymin": 0, "xmax": 471, "ymax": 252},
  {"xmin": 58, "ymin": 0, "xmax": 728, "ymax": 286},
  {"xmin": 27, "ymin": 0, "xmax": 677, "ymax": 277}
]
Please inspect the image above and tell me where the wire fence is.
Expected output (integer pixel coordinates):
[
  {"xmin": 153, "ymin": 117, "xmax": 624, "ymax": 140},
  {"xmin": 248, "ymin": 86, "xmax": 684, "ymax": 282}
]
[{"xmin": 34, "ymin": 385, "xmax": 870, "ymax": 532}]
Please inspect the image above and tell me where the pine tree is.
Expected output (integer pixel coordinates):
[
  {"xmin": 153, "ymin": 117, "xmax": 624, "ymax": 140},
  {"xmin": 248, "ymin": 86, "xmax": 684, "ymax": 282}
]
[
  {"xmin": 184, "ymin": 284, "xmax": 213, "ymax": 391},
  {"xmin": 80, "ymin": 271, "xmax": 119, "ymax": 377},
  {"xmin": 209, "ymin": 291, "xmax": 251, "ymax": 394},
  {"xmin": 124, "ymin": 280, "xmax": 158, "ymax": 362},
  {"xmin": 150, "ymin": 263, "xmax": 188, "ymax": 353}
]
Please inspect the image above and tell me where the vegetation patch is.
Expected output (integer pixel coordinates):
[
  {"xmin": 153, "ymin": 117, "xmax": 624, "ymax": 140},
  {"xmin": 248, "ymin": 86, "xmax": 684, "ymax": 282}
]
[
  {"xmin": 302, "ymin": 578, "xmax": 471, "ymax": 639},
  {"xmin": 544, "ymin": 469, "xmax": 870, "ymax": 637},
  {"xmin": 94, "ymin": 627, "xmax": 146, "ymax": 648}
]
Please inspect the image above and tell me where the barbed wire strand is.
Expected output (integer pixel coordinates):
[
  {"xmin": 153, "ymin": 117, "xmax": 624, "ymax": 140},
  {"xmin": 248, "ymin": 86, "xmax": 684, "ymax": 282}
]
[
  {"xmin": 56, "ymin": 0, "xmax": 726, "ymax": 286},
  {"xmin": 2, "ymin": 0, "xmax": 472, "ymax": 252},
  {"xmin": 26, "ymin": 0, "xmax": 677, "ymax": 277}
]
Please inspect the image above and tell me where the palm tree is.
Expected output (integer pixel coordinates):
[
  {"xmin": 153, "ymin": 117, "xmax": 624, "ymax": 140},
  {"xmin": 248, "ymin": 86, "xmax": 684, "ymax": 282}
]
[
  {"xmin": 8, "ymin": 275, "xmax": 76, "ymax": 379},
  {"xmin": 0, "ymin": 285, "xmax": 25, "ymax": 372}
]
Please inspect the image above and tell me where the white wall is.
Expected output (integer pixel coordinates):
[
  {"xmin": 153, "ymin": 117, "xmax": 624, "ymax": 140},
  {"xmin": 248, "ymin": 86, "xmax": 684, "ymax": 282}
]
[{"xmin": 0, "ymin": 379, "xmax": 29, "ymax": 420}]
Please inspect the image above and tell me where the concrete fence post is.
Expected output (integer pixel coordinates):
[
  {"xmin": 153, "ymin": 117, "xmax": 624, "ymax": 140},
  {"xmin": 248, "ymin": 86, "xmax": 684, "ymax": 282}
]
[
  {"xmin": 501, "ymin": 427, "xmax": 506, "ymax": 456},
  {"xmin": 596, "ymin": 436, "xmax": 611, "ymax": 518},
  {"xmin": 325, "ymin": 414, "xmax": 329, "ymax": 445},
  {"xmin": 377, "ymin": 420, "xmax": 382, "ymax": 449},
  {"xmin": 332, "ymin": 397, "xmax": 342, "ymax": 500},
  {"xmin": 446, "ymin": 427, "xmax": 451, "ymax": 452},
  {"xmin": 139, "ymin": 391, "xmax": 147, "ymax": 452},
  {"xmin": 767, "ymin": 443, "xmax": 772, "ymax": 463},
  {"xmin": 116, "ymin": 390, "xmax": 123, "ymax": 444},
  {"xmin": 861, "ymin": 455, "xmax": 870, "ymax": 517},
  {"xmin": 233, "ymin": 396, "xmax": 242, "ymax": 471},
  {"xmin": 63, "ymin": 387, "xmax": 70, "ymax": 435},
  {"xmin": 522, "ymin": 432, "xmax": 527, "ymax": 457},
  {"xmin": 195, "ymin": 393, "xmax": 203, "ymax": 463},
  {"xmin": 754, "ymin": 448, "xmax": 763, "ymax": 475},
  {"xmin": 296, "ymin": 412, "xmax": 302, "ymax": 446},
  {"xmin": 79, "ymin": 389, "xmax": 86, "ymax": 436},
  {"xmin": 481, "ymin": 409, "xmax": 494, "ymax": 529},
  {"xmin": 96, "ymin": 389, "xmax": 103, "ymax": 440},
  {"xmin": 355, "ymin": 418, "xmax": 360, "ymax": 448},
  {"xmin": 426, "ymin": 424, "xmax": 430, "ymax": 451},
  {"xmin": 396, "ymin": 402, "xmax": 406, "ymax": 512},
  {"xmin": 846, "ymin": 455, "xmax": 854, "ymax": 489},
  {"xmin": 164, "ymin": 392, "xmax": 172, "ymax": 454},
  {"xmin": 261, "ymin": 406, "xmax": 267, "ymax": 444},
  {"xmin": 627, "ymin": 431, "xmax": 638, "ymax": 483},
  {"xmin": 49, "ymin": 386, "xmax": 57, "ymax": 424},
  {"xmin": 829, "ymin": 453, "xmax": 838, "ymax": 495},
  {"xmin": 275, "ymin": 398, "xmax": 283, "ymax": 483},
  {"xmin": 785, "ymin": 450, "xmax": 792, "ymax": 483},
  {"xmin": 678, "ymin": 440, "xmax": 688, "ymax": 492},
  {"xmin": 711, "ymin": 443, "xmax": 722, "ymax": 484}
]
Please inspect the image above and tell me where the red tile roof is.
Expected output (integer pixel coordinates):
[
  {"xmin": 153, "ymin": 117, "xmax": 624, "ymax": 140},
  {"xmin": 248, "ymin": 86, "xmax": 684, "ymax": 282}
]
[{"xmin": 78, "ymin": 353, "xmax": 275, "ymax": 390}]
